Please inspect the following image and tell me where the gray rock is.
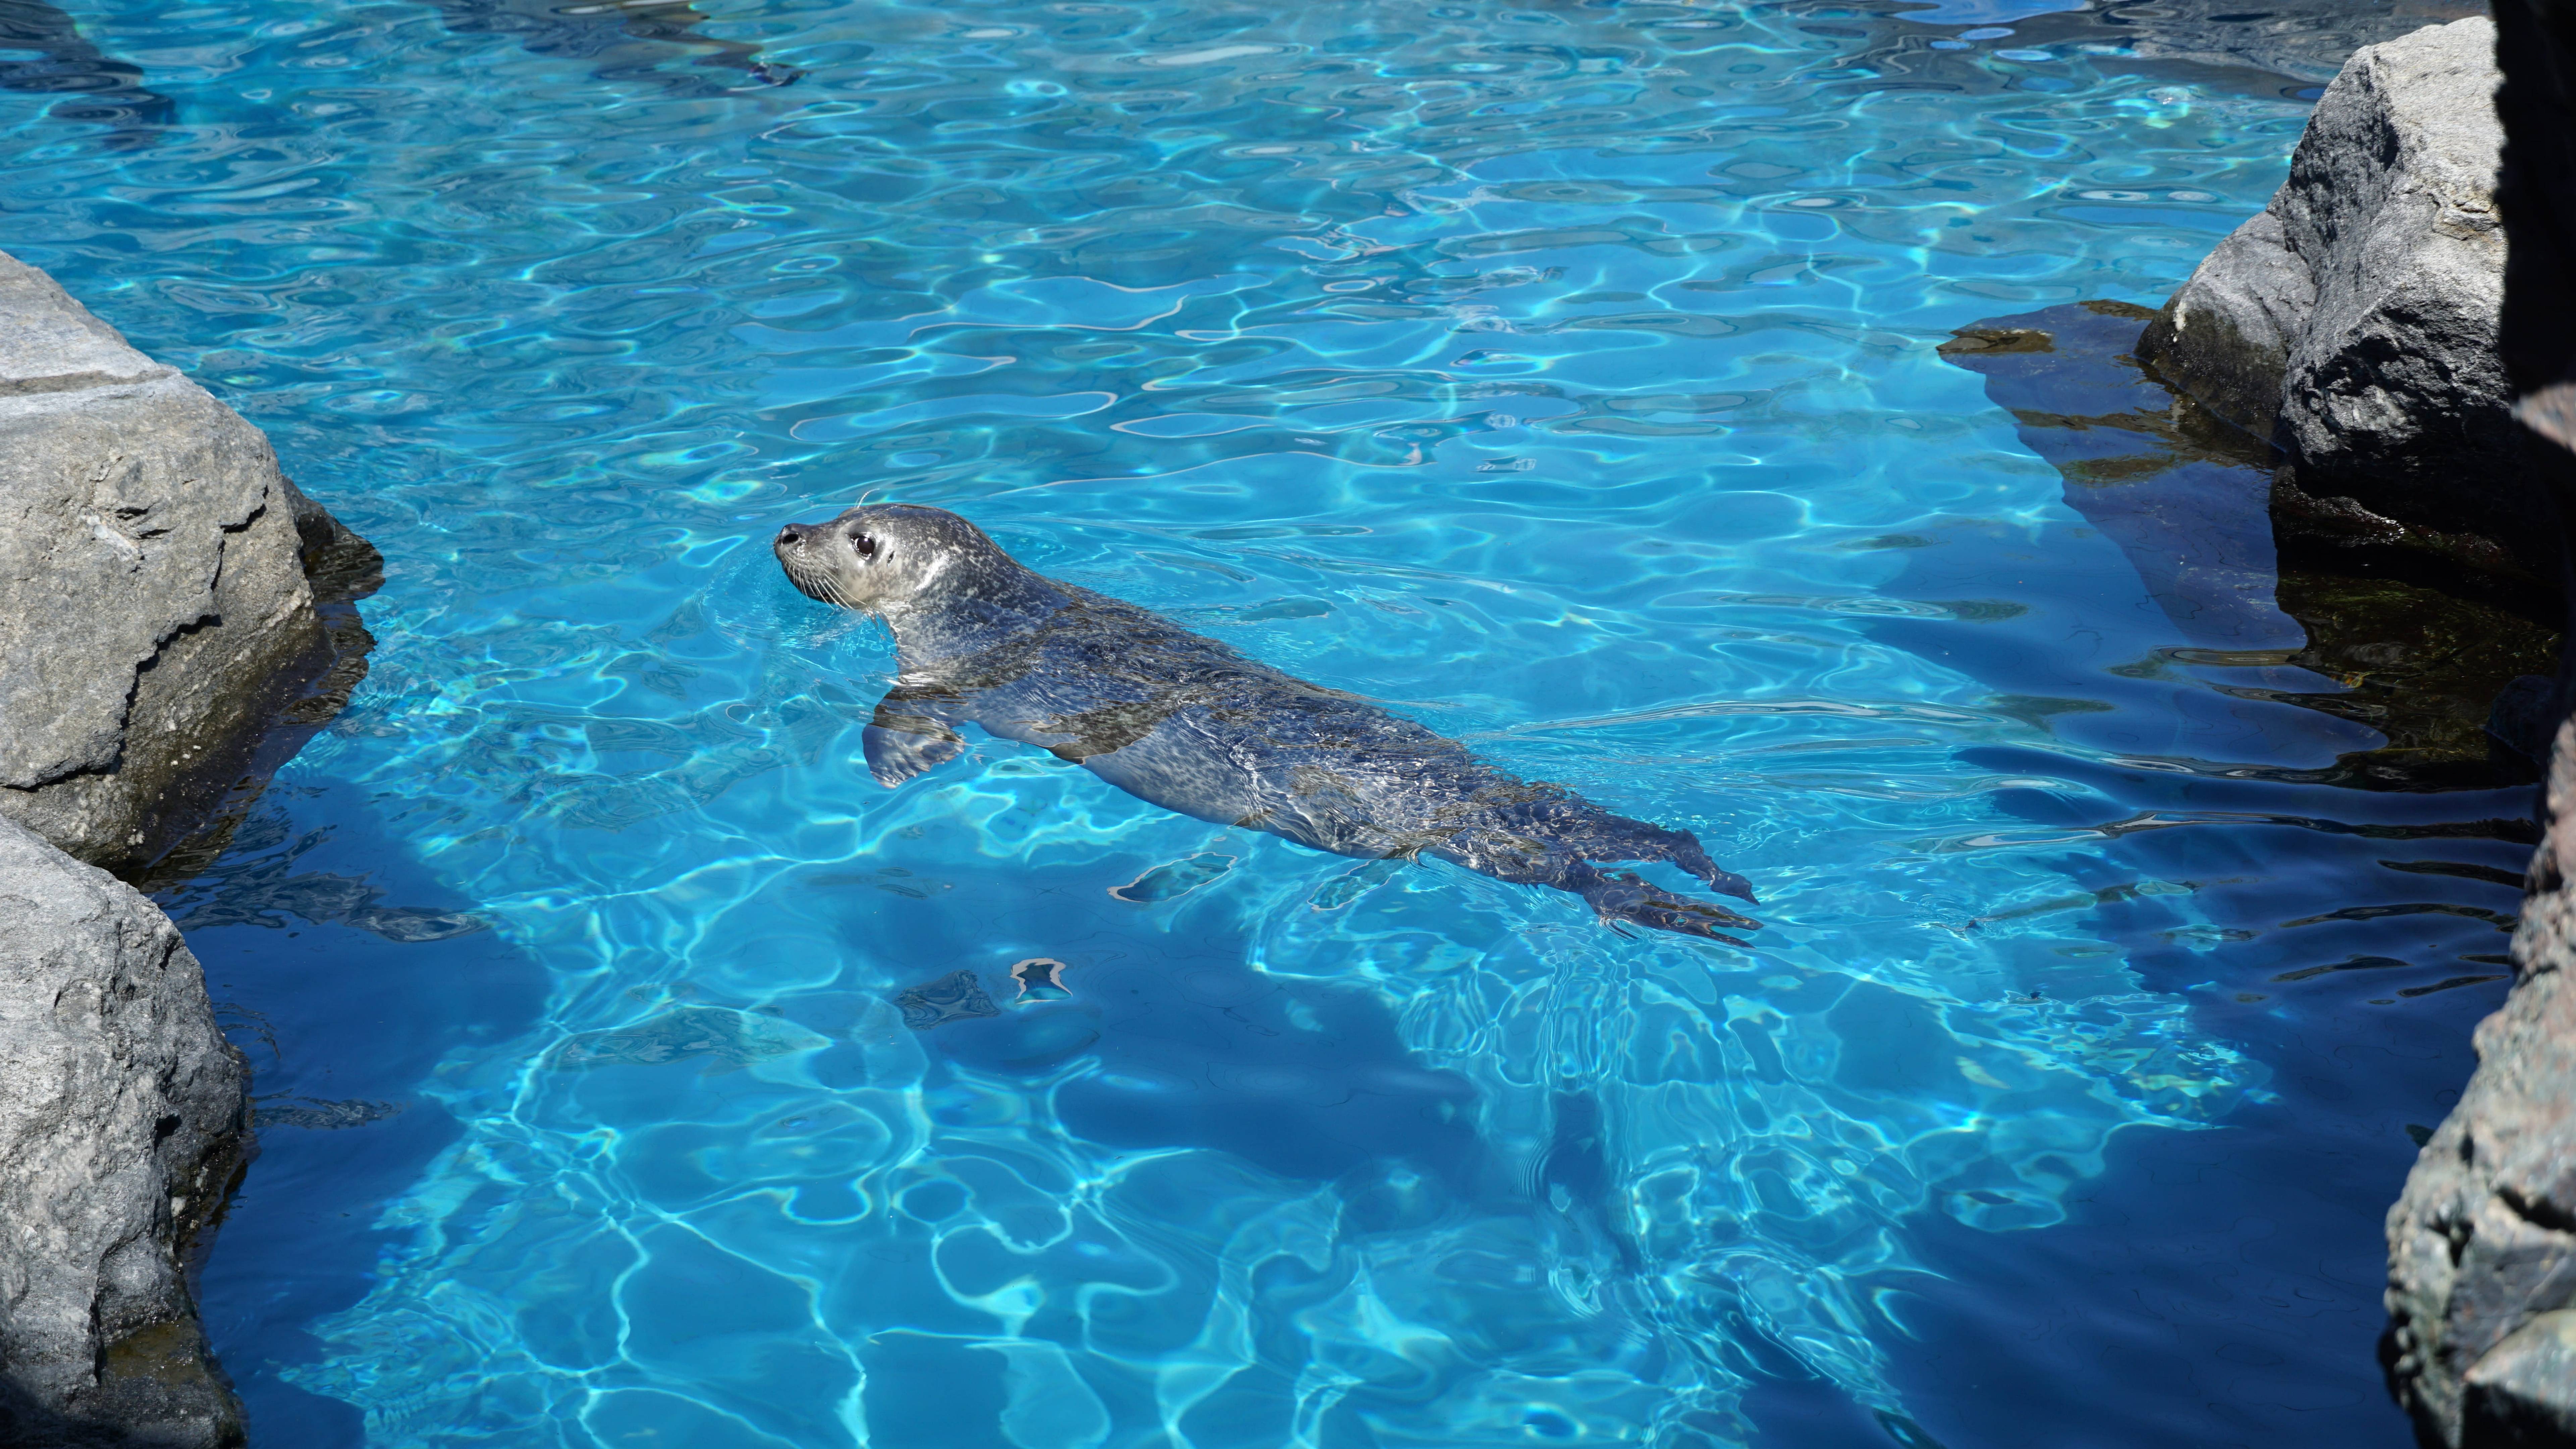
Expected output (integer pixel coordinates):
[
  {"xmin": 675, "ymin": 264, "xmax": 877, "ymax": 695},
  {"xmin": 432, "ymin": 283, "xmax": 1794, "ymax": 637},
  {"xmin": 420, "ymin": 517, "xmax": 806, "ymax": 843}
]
[
  {"xmin": 0, "ymin": 247, "xmax": 374, "ymax": 877},
  {"xmin": 2386, "ymin": 717, "xmax": 2576, "ymax": 1448},
  {"xmin": 0, "ymin": 815, "xmax": 249, "ymax": 1447},
  {"xmin": 2139, "ymin": 18, "xmax": 2542, "ymax": 573},
  {"xmin": 2382, "ymin": 3, "xmax": 2576, "ymax": 1444},
  {"xmin": 2137, "ymin": 206, "xmax": 2317, "ymax": 436},
  {"xmin": 2274, "ymin": 19, "xmax": 2513, "ymax": 490},
  {"xmin": 2465, "ymin": 1310, "xmax": 2576, "ymax": 1442}
]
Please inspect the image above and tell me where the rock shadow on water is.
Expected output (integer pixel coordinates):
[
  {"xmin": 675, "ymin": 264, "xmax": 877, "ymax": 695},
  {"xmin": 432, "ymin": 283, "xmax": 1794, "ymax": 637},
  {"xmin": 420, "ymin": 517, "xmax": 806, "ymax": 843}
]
[
  {"xmin": 158, "ymin": 802, "xmax": 486, "ymax": 944},
  {"xmin": 549, "ymin": 1003, "xmax": 827, "ymax": 1073},
  {"xmin": 425, "ymin": 0, "xmax": 806, "ymax": 94},
  {"xmin": 910, "ymin": 943, "xmax": 1484, "ymax": 1190},
  {"xmin": 0, "ymin": 0, "xmax": 174, "ymax": 143},
  {"xmin": 1939, "ymin": 299, "xmax": 2559, "ymax": 791},
  {"xmin": 159, "ymin": 780, "xmax": 544, "ymax": 1447}
]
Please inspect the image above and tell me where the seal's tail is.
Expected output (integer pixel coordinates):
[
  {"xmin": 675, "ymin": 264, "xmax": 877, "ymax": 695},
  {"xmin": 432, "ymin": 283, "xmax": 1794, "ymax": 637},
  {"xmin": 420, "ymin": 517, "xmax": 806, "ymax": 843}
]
[{"xmin": 1576, "ymin": 869, "xmax": 1762, "ymax": 947}]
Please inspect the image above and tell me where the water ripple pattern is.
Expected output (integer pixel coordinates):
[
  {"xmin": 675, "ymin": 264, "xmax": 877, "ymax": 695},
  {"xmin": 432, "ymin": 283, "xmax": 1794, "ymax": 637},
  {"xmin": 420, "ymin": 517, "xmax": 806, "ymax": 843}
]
[{"xmin": 0, "ymin": 1, "xmax": 2513, "ymax": 1445}]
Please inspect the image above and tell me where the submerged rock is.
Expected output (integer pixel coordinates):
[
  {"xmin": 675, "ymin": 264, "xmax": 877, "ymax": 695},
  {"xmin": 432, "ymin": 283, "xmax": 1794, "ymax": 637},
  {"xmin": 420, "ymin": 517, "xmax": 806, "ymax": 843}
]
[
  {"xmin": 2137, "ymin": 18, "xmax": 2546, "ymax": 596},
  {"xmin": 0, "ymin": 816, "xmax": 249, "ymax": 1447},
  {"xmin": 0, "ymin": 247, "xmax": 379, "ymax": 879},
  {"xmin": 1938, "ymin": 299, "xmax": 2559, "ymax": 792}
]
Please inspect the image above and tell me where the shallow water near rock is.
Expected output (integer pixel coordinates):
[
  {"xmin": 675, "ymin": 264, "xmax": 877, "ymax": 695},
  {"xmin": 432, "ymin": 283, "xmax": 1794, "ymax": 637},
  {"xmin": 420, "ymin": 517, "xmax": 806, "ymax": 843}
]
[{"xmin": 0, "ymin": 0, "xmax": 2518, "ymax": 1444}]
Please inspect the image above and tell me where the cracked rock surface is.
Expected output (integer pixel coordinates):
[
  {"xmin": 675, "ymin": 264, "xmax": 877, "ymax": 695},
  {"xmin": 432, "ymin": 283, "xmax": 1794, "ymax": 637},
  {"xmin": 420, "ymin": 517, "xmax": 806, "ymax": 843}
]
[
  {"xmin": 0, "ymin": 251, "xmax": 379, "ymax": 1444},
  {"xmin": 0, "ymin": 815, "xmax": 250, "ymax": 1447},
  {"xmin": 2137, "ymin": 19, "xmax": 2543, "ymax": 583},
  {"xmin": 0, "ymin": 246, "xmax": 373, "ymax": 877},
  {"xmin": 2381, "ymin": 1, "xmax": 2576, "ymax": 1443},
  {"xmin": 2385, "ymin": 715, "xmax": 2576, "ymax": 1447}
]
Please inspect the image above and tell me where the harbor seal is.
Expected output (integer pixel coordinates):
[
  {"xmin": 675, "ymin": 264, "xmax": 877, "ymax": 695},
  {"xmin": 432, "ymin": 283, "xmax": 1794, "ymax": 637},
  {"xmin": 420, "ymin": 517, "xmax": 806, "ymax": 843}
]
[{"xmin": 773, "ymin": 504, "xmax": 1760, "ymax": 944}]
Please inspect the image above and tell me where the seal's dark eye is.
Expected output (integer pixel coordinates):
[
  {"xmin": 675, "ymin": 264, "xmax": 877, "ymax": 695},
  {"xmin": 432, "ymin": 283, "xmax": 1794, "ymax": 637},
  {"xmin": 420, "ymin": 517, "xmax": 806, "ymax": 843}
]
[{"xmin": 852, "ymin": 533, "xmax": 877, "ymax": 559}]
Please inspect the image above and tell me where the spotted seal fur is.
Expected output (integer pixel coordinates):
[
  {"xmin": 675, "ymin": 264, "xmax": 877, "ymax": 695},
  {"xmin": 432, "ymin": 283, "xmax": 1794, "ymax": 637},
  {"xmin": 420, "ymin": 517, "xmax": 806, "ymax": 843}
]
[{"xmin": 774, "ymin": 504, "xmax": 1759, "ymax": 944}]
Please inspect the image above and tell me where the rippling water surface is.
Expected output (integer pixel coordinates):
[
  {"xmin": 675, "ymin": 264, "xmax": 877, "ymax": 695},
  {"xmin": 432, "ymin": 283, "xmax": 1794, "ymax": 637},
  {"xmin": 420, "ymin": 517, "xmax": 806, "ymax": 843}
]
[{"xmin": 0, "ymin": 1, "xmax": 2527, "ymax": 1444}]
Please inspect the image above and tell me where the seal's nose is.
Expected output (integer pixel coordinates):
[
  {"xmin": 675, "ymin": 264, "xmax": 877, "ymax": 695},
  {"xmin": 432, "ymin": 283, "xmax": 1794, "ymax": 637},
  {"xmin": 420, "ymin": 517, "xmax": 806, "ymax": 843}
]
[{"xmin": 774, "ymin": 523, "xmax": 809, "ymax": 548}]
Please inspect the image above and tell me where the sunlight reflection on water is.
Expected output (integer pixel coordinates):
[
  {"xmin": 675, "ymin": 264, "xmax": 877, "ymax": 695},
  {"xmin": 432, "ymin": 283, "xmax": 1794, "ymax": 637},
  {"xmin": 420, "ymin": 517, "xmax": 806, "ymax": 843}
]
[{"xmin": 0, "ymin": 0, "xmax": 2516, "ymax": 1443}]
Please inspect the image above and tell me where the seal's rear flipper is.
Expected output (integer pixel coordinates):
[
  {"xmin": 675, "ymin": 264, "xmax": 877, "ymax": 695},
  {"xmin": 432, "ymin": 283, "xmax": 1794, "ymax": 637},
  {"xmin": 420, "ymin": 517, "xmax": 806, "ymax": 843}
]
[
  {"xmin": 863, "ymin": 724, "xmax": 964, "ymax": 787},
  {"xmin": 1652, "ymin": 833, "xmax": 1757, "ymax": 903},
  {"xmin": 1579, "ymin": 870, "xmax": 1761, "ymax": 948},
  {"xmin": 1571, "ymin": 816, "xmax": 1758, "ymax": 905}
]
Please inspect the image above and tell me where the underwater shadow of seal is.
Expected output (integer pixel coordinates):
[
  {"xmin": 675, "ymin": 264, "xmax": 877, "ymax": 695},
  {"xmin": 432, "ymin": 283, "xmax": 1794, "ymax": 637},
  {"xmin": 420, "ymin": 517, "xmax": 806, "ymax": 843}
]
[{"xmin": 774, "ymin": 503, "xmax": 1761, "ymax": 945}]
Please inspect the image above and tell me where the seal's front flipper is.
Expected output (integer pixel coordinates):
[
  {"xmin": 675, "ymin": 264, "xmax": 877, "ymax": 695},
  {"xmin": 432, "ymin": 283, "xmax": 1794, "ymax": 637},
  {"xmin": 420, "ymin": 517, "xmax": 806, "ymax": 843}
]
[
  {"xmin": 1577, "ymin": 870, "xmax": 1762, "ymax": 948},
  {"xmin": 863, "ymin": 723, "xmax": 964, "ymax": 786},
  {"xmin": 864, "ymin": 689, "xmax": 968, "ymax": 787}
]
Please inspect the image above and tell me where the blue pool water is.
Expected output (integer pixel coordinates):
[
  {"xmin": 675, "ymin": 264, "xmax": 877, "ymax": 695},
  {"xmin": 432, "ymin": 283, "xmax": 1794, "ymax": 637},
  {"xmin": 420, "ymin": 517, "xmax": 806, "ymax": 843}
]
[{"xmin": 0, "ymin": 1, "xmax": 2525, "ymax": 1444}]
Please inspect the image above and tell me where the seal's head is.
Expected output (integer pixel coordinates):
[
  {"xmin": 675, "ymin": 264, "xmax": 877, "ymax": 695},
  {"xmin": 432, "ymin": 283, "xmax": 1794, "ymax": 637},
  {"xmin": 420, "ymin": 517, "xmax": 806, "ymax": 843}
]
[{"xmin": 773, "ymin": 504, "xmax": 1060, "ymax": 653}]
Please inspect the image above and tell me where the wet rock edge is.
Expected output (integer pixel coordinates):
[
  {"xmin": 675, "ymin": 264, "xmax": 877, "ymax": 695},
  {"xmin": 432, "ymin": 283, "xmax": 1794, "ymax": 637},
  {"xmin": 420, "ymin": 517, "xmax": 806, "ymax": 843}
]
[
  {"xmin": 2378, "ymin": 1, "xmax": 2576, "ymax": 1445},
  {"xmin": 0, "ymin": 252, "xmax": 380, "ymax": 1447}
]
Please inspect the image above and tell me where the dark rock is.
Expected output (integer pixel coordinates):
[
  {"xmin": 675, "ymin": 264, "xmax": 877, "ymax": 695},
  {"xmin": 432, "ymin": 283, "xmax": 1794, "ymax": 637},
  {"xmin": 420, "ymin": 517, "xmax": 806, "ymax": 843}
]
[
  {"xmin": 2137, "ymin": 18, "xmax": 2552, "ymax": 597},
  {"xmin": 2386, "ymin": 718, "xmax": 2576, "ymax": 1446},
  {"xmin": 0, "ymin": 816, "xmax": 249, "ymax": 1448},
  {"xmin": 2493, "ymin": 0, "xmax": 2576, "ymax": 424},
  {"xmin": 0, "ymin": 247, "xmax": 378, "ymax": 879},
  {"xmin": 2135, "ymin": 208, "xmax": 2314, "ymax": 436},
  {"xmin": 2384, "ymin": 2, "xmax": 2576, "ymax": 1442}
]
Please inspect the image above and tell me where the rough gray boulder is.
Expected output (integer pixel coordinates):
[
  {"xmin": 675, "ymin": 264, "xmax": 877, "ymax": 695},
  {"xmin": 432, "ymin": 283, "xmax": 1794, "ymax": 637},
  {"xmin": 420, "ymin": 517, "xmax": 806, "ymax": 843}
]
[
  {"xmin": 2387, "ymin": 717, "xmax": 2576, "ymax": 1447},
  {"xmin": 2382, "ymin": 4, "xmax": 2576, "ymax": 1443},
  {"xmin": 2137, "ymin": 18, "xmax": 2539, "ymax": 584},
  {"xmin": 0, "ymin": 246, "xmax": 377, "ymax": 879},
  {"xmin": 0, "ymin": 815, "xmax": 249, "ymax": 1447}
]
